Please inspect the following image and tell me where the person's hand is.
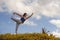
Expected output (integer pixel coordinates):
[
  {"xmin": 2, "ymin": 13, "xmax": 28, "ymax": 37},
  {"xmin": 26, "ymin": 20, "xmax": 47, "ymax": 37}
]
[
  {"xmin": 13, "ymin": 12, "xmax": 16, "ymax": 15},
  {"xmin": 32, "ymin": 13, "xmax": 33, "ymax": 15}
]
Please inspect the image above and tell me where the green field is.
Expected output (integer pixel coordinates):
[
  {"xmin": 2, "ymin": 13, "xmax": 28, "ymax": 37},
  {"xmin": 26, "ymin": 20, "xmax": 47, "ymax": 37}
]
[{"xmin": 0, "ymin": 33, "xmax": 60, "ymax": 40}]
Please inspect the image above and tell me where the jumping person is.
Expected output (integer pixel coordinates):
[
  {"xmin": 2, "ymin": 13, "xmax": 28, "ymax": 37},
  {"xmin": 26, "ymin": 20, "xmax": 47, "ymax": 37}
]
[{"xmin": 11, "ymin": 12, "xmax": 33, "ymax": 34}]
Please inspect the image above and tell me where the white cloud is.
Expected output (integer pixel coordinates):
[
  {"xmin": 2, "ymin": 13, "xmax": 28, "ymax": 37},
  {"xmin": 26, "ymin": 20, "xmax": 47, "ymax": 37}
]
[
  {"xmin": 0, "ymin": 7, "xmax": 4, "ymax": 12},
  {"xmin": 41, "ymin": 1, "xmax": 60, "ymax": 18},
  {"xmin": 33, "ymin": 14, "xmax": 41, "ymax": 20},
  {"xmin": 35, "ymin": 15, "xmax": 41, "ymax": 20},
  {"xmin": 49, "ymin": 19, "xmax": 60, "ymax": 28},
  {"xmin": 24, "ymin": 20, "xmax": 37, "ymax": 26},
  {"xmin": 52, "ymin": 29, "xmax": 60, "ymax": 38},
  {"xmin": 0, "ymin": 0, "xmax": 8, "ymax": 12},
  {"xmin": 4, "ymin": 0, "xmax": 41, "ymax": 20},
  {"xmin": 0, "ymin": 0, "xmax": 4, "ymax": 12},
  {"xmin": 1, "ymin": 0, "xmax": 60, "ymax": 19}
]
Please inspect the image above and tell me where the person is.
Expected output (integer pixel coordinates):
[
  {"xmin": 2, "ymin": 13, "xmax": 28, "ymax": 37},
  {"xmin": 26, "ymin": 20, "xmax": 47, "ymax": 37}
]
[{"xmin": 11, "ymin": 12, "xmax": 33, "ymax": 34}]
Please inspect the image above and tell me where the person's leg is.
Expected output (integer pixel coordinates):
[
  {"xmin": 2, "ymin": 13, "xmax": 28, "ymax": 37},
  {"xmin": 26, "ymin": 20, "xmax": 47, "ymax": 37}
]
[
  {"xmin": 11, "ymin": 18, "xmax": 23, "ymax": 24},
  {"xmin": 11, "ymin": 13, "xmax": 23, "ymax": 24},
  {"xmin": 15, "ymin": 23, "xmax": 20, "ymax": 34},
  {"xmin": 11, "ymin": 13, "xmax": 18, "ymax": 22},
  {"xmin": 11, "ymin": 18, "xmax": 18, "ymax": 22}
]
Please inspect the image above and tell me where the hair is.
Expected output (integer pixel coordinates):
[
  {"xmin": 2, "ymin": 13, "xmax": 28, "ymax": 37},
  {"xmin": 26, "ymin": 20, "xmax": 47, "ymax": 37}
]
[{"xmin": 23, "ymin": 13, "xmax": 27, "ymax": 16}]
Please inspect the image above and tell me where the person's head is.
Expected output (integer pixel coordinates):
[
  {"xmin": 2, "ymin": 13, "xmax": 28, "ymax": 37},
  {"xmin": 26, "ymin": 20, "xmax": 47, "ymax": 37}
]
[{"xmin": 23, "ymin": 13, "xmax": 27, "ymax": 17}]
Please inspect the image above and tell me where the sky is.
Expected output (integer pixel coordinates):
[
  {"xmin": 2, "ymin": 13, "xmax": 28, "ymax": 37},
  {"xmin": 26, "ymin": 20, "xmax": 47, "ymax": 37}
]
[{"xmin": 0, "ymin": 0, "xmax": 60, "ymax": 37}]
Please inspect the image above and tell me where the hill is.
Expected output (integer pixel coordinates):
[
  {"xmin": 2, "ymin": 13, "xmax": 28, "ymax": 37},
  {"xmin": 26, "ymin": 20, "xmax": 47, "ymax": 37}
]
[{"xmin": 0, "ymin": 33, "xmax": 60, "ymax": 40}]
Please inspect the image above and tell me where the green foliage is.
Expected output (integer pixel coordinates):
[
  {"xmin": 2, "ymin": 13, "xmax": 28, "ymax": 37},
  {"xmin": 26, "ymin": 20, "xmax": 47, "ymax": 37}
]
[{"xmin": 0, "ymin": 33, "xmax": 60, "ymax": 40}]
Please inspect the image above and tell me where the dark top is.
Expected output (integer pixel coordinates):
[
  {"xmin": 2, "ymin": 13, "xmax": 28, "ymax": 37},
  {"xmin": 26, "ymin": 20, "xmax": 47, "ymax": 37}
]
[{"xmin": 20, "ymin": 17, "xmax": 25, "ymax": 23}]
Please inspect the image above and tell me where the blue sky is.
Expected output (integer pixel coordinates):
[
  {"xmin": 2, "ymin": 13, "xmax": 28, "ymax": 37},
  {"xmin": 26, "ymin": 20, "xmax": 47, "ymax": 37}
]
[{"xmin": 0, "ymin": 0, "xmax": 60, "ymax": 37}]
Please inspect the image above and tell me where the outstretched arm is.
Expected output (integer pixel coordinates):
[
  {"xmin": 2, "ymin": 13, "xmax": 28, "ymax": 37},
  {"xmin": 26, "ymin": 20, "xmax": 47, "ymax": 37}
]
[
  {"xmin": 26, "ymin": 13, "xmax": 33, "ymax": 19},
  {"xmin": 13, "ymin": 12, "xmax": 23, "ymax": 17}
]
